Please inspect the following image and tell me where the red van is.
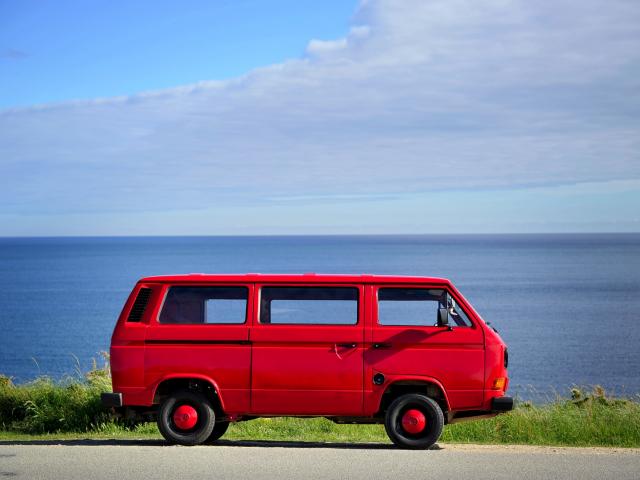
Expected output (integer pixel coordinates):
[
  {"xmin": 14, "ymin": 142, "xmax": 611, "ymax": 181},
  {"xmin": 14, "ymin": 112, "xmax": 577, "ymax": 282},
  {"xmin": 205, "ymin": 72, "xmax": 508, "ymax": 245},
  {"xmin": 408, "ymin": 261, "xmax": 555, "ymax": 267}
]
[{"xmin": 102, "ymin": 274, "xmax": 512, "ymax": 448}]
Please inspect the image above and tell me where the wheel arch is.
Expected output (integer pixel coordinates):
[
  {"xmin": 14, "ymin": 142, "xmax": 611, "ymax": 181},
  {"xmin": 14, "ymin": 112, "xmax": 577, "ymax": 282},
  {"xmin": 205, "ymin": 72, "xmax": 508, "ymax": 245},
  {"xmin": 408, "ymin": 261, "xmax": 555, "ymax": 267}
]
[
  {"xmin": 378, "ymin": 376, "xmax": 450, "ymax": 417},
  {"xmin": 152, "ymin": 374, "xmax": 225, "ymax": 412}
]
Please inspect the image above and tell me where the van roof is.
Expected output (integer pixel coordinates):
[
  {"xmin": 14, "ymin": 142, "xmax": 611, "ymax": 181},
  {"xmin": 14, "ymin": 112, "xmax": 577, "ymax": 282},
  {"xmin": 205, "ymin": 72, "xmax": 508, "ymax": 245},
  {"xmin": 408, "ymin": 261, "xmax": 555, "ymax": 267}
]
[{"xmin": 138, "ymin": 273, "xmax": 451, "ymax": 285}]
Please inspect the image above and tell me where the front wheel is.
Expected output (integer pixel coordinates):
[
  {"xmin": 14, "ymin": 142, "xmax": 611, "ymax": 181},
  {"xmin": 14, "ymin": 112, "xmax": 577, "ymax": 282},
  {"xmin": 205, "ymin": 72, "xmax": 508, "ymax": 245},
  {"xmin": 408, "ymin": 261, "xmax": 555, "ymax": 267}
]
[
  {"xmin": 157, "ymin": 391, "xmax": 215, "ymax": 445},
  {"xmin": 384, "ymin": 394, "xmax": 444, "ymax": 449}
]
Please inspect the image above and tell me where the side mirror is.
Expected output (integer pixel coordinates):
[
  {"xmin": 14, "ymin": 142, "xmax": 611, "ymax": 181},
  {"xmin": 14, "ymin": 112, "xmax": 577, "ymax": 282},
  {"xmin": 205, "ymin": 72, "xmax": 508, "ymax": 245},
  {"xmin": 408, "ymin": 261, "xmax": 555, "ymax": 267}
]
[{"xmin": 438, "ymin": 307, "xmax": 449, "ymax": 327}]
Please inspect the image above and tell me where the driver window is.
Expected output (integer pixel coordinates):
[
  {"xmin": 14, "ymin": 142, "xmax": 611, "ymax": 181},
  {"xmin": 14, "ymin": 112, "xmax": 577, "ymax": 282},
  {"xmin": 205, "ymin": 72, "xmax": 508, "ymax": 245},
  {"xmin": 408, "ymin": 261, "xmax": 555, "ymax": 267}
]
[{"xmin": 377, "ymin": 288, "xmax": 471, "ymax": 327}]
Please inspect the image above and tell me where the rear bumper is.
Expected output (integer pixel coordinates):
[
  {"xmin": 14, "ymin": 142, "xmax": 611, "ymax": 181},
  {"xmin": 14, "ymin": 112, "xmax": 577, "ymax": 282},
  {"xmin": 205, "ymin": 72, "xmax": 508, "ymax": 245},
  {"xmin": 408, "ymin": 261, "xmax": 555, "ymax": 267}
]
[
  {"xmin": 491, "ymin": 396, "xmax": 514, "ymax": 412},
  {"xmin": 101, "ymin": 392, "xmax": 123, "ymax": 408}
]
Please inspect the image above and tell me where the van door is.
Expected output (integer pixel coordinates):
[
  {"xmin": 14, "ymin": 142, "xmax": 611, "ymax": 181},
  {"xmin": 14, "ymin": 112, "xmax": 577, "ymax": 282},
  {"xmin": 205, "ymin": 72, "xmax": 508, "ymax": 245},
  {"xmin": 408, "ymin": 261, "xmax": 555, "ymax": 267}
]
[
  {"xmin": 365, "ymin": 284, "xmax": 485, "ymax": 410},
  {"xmin": 250, "ymin": 284, "xmax": 365, "ymax": 415}
]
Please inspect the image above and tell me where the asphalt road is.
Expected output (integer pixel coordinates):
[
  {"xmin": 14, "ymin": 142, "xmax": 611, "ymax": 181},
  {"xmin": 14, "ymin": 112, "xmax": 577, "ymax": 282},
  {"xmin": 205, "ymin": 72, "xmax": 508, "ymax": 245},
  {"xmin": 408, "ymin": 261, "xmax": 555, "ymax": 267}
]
[{"xmin": 1, "ymin": 440, "xmax": 638, "ymax": 480}]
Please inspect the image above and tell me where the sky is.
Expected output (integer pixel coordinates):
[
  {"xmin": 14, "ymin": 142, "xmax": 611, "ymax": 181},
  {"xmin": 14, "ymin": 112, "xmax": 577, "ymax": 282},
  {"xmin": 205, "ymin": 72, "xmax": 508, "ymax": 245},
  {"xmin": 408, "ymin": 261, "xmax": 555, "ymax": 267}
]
[{"xmin": 1, "ymin": 0, "xmax": 639, "ymax": 235}]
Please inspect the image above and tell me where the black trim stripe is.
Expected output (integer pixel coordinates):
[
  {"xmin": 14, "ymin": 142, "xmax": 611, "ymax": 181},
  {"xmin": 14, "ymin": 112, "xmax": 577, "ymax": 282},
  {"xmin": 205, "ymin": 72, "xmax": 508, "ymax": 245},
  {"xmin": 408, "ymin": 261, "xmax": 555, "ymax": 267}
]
[{"xmin": 145, "ymin": 339, "xmax": 251, "ymax": 345}]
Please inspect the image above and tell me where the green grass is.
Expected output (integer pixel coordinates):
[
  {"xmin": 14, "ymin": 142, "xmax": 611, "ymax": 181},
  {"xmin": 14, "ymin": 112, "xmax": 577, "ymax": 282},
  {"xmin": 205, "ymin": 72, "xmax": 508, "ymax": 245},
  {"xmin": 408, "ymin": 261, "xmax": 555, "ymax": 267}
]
[
  {"xmin": 0, "ymin": 359, "xmax": 112, "ymax": 435},
  {"xmin": 1, "ymin": 362, "xmax": 639, "ymax": 447},
  {"xmin": 441, "ymin": 389, "xmax": 640, "ymax": 447}
]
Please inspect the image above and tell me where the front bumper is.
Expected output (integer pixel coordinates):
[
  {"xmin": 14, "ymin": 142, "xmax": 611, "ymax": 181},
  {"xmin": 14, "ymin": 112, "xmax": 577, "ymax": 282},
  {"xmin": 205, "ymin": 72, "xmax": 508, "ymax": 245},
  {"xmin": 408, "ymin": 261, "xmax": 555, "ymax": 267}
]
[
  {"xmin": 491, "ymin": 396, "xmax": 514, "ymax": 412},
  {"xmin": 101, "ymin": 392, "xmax": 123, "ymax": 408}
]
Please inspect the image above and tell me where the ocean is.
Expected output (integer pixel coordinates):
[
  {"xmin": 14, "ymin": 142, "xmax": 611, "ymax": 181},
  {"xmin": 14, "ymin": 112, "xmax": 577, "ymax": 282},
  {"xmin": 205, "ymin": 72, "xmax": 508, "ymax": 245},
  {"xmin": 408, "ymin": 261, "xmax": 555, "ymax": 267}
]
[{"xmin": 0, "ymin": 234, "xmax": 638, "ymax": 400}]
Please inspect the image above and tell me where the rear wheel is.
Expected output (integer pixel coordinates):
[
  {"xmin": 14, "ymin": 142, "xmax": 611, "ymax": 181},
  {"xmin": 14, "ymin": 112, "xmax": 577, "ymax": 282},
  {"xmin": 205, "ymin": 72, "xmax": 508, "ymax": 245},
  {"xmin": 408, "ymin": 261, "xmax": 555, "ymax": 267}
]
[
  {"xmin": 206, "ymin": 421, "xmax": 230, "ymax": 443},
  {"xmin": 384, "ymin": 394, "xmax": 444, "ymax": 449},
  {"xmin": 157, "ymin": 391, "xmax": 215, "ymax": 445}
]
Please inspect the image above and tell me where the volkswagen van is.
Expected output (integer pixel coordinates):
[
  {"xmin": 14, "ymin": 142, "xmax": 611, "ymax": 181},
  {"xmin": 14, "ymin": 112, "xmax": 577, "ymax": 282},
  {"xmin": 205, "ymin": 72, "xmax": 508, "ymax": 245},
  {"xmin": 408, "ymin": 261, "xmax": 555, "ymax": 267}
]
[{"xmin": 102, "ymin": 274, "xmax": 512, "ymax": 448}]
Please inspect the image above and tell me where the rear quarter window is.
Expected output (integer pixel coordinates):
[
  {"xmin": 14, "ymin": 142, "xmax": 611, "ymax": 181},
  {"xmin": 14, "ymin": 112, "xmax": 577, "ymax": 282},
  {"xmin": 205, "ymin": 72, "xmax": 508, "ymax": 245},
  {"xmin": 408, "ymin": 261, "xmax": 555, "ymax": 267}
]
[{"xmin": 159, "ymin": 286, "xmax": 248, "ymax": 324}]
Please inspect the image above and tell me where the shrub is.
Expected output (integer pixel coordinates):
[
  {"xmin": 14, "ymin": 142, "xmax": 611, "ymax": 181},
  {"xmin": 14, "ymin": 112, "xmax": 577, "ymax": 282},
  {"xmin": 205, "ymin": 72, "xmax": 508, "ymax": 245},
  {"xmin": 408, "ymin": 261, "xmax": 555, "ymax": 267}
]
[{"xmin": 0, "ymin": 354, "xmax": 112, "ymax": 433}]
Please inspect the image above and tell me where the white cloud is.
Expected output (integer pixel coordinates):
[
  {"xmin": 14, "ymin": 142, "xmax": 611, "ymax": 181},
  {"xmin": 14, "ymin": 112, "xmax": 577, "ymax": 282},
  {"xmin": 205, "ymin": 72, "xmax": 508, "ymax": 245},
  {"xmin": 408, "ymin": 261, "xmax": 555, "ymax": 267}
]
[
  {"xmin": 306, "ymin": 38, "xmax": 349, "ymax": 55},
  {"xmin": 0, "ymin": 0, "xmax": 639, "ymax": 216},
  {"xmin": 306, "ymin": 25, "xmax": 370, "ymax": 56}
]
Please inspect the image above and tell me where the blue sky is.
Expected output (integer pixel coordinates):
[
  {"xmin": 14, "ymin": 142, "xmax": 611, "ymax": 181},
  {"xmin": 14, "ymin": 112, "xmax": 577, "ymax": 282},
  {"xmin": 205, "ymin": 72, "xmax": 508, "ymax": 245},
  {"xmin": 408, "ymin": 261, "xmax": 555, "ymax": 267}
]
[
  {"xmin": 0, "ymin": 0, "xmax": 354, "ymax": 108},
  {"xmin": 1, "ymin": 0, "xmax": 639, "ymax": 235}
]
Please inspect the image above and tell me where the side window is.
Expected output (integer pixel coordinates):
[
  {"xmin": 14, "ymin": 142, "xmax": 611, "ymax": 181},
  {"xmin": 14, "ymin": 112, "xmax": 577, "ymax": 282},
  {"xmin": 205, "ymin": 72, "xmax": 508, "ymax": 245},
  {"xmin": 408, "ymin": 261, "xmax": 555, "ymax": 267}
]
[
  {"xmin": 377, "ymin": 288, "xmax": 471, "ymax": 327},
  {"xmin": 159, "ymin": 286, "xmax": 248, "ymax": 324},
  {"xmin": 260, "ymin": 286, "xmax": 358, "ymax": 325}
]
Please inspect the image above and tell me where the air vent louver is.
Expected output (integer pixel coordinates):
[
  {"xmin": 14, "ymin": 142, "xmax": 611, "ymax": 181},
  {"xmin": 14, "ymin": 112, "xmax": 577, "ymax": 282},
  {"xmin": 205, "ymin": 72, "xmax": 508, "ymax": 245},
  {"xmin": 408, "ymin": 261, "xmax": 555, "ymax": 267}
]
[{"xmin": 127, "ymin": 288, "xmax": 152, "ymax": 322}]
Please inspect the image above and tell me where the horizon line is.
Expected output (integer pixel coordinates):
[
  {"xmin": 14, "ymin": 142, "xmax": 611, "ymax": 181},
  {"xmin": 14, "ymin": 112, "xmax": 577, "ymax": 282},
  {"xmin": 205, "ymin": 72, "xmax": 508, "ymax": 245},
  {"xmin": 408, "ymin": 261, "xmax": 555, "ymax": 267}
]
[{"xmin": 0, "ymin": 232, "xmax": 639, "ymax": 239}]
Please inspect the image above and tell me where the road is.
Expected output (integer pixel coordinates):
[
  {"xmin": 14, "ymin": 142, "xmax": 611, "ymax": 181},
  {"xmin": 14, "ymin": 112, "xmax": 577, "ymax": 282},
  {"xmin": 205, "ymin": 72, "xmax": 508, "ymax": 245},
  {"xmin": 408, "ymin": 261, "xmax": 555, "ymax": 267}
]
[{"xmin": 0, "ymin": 440, "xmax": 638, "ymax": 480}]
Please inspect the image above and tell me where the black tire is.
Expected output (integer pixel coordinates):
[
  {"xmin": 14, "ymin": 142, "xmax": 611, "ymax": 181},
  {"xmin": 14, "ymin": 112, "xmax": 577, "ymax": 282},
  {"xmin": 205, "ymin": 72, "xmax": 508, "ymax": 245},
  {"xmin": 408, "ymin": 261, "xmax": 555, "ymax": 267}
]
[
  {"xmin": 205, "ymin": 421, "xmax": 230, "ymax": 443},
  {"xmin": 384, "ymin": 394, "xmax": 444, "ymax": 449},
  {"xmin": 157, "ymin": 391, "xmax": 215, "ymax": 446}
]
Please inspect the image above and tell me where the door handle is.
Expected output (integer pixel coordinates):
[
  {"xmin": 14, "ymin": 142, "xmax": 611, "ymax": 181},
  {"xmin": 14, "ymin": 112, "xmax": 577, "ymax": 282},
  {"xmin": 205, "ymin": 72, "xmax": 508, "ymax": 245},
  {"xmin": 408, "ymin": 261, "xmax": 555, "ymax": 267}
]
[
  {"xmin": 336, "ymin": 343, "xmax": 357, "ymax": 348},
  {"xmin": 373, "ymin": 343, "xmax": 392, "ymax": 349}
]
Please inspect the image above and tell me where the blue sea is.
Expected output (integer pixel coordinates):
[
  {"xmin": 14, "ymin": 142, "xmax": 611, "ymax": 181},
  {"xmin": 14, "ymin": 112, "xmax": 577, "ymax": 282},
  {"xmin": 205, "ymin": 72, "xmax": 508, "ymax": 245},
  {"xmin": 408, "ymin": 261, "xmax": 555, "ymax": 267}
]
[{"xmin": 0, "ymin": 234, "xmax": 639, "ymax": 400}]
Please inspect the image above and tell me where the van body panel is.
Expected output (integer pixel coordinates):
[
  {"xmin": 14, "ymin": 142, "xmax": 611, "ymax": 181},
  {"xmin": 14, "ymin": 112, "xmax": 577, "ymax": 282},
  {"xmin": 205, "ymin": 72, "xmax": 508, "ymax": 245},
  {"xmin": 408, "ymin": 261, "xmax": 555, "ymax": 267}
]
[
  {"xmin": 249, "ymin": 283, "xmax": 365, "ymax": 415},
  {"xmin": 365, "ymin": 284, "xmax": 485, "ymax": 410},
  {"xmin": 142, "ymin": 283, "xmax": 254, "ymax": 413},
  {"xmin": 110, "ymin": 283, "xmax": 158, "ymax": 392},
  {"xmin": 143, "ymin": 346, "xmax": 251, "ymax": 412},
  {"xmin": 483, "ymin": 330, "xmax": 509, "ymax": 410}
]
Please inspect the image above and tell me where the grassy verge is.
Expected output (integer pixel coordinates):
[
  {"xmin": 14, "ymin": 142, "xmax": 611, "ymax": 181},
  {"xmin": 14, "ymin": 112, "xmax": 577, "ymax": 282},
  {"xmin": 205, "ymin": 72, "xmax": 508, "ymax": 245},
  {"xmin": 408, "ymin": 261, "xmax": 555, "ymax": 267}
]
[{"xmin": 1, "ymin": 366, "xmax": 639, "ymax": 447}]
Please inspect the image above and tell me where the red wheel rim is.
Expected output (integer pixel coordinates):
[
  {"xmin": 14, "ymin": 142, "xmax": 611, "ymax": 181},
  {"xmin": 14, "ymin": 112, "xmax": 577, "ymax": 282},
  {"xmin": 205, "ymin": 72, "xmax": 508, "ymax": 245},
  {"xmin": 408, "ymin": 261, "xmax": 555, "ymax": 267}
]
[
  {"xmin": 401, "ymin": 408, "xmax": 427, "ymax": 434},
  {"xmin": 173, "ymin": 404, "xmax": 198, "ymax": 430}
]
